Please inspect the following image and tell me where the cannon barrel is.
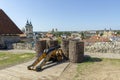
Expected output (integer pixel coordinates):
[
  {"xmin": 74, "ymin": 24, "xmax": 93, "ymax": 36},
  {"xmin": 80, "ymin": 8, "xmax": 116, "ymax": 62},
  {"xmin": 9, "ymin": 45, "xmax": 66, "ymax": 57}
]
[{"xmin": 46, "ymin": 45, "xmax": 61, "ymax": 54}]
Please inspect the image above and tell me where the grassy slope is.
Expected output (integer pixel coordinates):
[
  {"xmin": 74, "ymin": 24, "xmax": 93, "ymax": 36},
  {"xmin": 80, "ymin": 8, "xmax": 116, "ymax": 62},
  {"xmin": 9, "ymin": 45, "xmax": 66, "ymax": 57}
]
[
  {"xmin": 74, "ymin": 56, "xmax": 120, "ymax": 80},
  {"xmin": 0, "ymin": 52, "xmax": 36, "ymax": 69}
]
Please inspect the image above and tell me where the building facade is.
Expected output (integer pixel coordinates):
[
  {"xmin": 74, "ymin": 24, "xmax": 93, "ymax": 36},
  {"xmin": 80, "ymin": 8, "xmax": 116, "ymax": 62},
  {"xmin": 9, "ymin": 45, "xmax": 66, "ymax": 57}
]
[{"xmin": 25, "ymin": 20, "xmax": 33, "ymax": 38}]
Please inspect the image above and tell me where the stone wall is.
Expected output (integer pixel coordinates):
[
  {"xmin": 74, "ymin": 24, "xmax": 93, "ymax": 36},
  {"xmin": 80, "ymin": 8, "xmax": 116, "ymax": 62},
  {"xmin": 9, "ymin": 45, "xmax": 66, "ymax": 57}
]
[
  {"xmin": 0, "ymin": 36, "xmax": 20, "ymax": 49},
  {"xmin": 85, "ymin": 42, "xmax": 120, "ymax": 53},
  {"xmin": 13, "ymin": 42, "xmax": 34, "ymax": 50},
  {"xmin": 1, "ymin": 36, "xmax": 20, "ymax": 43}
]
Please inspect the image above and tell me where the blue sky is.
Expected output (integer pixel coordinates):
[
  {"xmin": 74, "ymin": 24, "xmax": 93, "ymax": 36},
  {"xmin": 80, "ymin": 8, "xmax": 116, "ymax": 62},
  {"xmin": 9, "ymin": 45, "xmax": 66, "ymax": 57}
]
[{"xmin": 0, "ymin": 0, "xmax": 120, "ymax": 31}]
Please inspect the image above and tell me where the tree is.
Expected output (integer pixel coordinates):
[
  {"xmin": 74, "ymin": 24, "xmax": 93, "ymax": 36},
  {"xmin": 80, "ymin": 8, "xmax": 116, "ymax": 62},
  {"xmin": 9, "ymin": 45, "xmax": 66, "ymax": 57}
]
[
  {"xmin": 96, "ymin": 31, "xmax": 99, "ymax": 35},
  {"xmin": 81, "ymin": 32, "xmax": 85, "ymax": 40},
  {"xmin": 117, "ymin": 31, "xmax": 120, "ymax": 35},
  {"xmin": 51, "ymin": 28, "xmax": 54, "ymax": 33},
  {"xmin": 64, "ymin": 32, "xmax": 71, "ymax": 36},
  {"xmin": 21, "ymin": 27, "xmax": 25, "ymax": 33},
  {"xmin": 100, "ymin": 33, "xmax": 103, "ymax": 36}
]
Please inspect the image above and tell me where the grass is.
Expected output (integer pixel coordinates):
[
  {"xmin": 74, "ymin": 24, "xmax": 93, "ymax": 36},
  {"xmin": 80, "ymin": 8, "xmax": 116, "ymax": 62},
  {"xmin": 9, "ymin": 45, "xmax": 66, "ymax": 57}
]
[
  {"xmin": 0, "ymin": 52, "xmax": 36, "ymax": 69},
  {"xmin": 73, "ymin": 56, "xmax": 120, "ymax": 80}
]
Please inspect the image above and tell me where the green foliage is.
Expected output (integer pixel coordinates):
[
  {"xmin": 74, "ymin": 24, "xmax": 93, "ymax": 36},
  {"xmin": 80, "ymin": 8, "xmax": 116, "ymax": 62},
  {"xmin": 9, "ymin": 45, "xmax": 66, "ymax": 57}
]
[
  {"xmin": 64, "ymin": 32, "xmax": 71, "ymax": 36},
  {"xmin": 100, "ymin": 33, "xmax": 103, "ymax": 36},
  {"xmin": 117, "ymin": 31, "xmax": 120, "ymax": 34},
  {"xmin": 57, "ymin": 37, "xmax": 62, "ymax": 44},
  {"xmin": 81, "ymin": 32, "xmax": 85, "ymax": 40},
  {"xmin": 53, "ymin": 32, "xmax": 63, "ymax": 37},
  {"xmin": 53, "ymin": 31, "xmax": 71, "ymax": 37},
  {"xmin": 96, "ymin": 31, "xmax": 99, "ymax": 35},
  {"xmin": 51, "ymin": 28, "xmax": 55, "ymax": 33}
]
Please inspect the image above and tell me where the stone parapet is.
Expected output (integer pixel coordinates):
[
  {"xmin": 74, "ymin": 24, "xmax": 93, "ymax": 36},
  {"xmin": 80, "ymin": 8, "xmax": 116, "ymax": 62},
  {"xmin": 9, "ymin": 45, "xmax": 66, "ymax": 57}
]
[{"xmin": 85, "ymin": 42, "xmax": 120, "ymax": 53}]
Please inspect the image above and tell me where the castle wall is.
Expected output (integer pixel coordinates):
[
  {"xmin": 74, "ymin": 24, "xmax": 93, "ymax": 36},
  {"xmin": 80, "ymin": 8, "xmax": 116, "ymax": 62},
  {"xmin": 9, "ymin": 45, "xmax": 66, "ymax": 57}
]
[
  {"xmin": 12, "ymin": 42, "xmax": 34, "ymax": 50},
  {"xmin": 0, "ymin": 35, "xmax": 20, "ymax": 49}
]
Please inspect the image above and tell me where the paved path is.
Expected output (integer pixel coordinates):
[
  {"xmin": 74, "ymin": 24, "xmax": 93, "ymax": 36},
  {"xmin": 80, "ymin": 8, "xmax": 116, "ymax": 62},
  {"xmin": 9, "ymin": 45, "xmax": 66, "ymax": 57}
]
[
  {"xmin": 0, "ymin": 60, "xmax": 69, "ymax": 80},
  {"xmin": 85, "ymin": 52, "xmax": 120, "ymax": 59}
]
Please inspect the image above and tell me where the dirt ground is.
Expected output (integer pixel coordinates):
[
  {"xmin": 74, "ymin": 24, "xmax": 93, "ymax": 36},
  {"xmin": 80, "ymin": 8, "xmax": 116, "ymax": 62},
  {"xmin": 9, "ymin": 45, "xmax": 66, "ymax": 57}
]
[
  {"xmin": 57, "ymin": 63, "xmax": 77, "ymax": 80},
  {"xmin": 0, "ymin": 60, "xmax": 69, "ymax": 80},
  {"xmin": 0, "ymin": 50, "xmax": 69, "ymax": 80},
  {"xmin": 58, "ymin": 57, "xmax": 120, "ymax": 80},
  {"xmin": 1, "ymin": 50, "xmax": 120, "ymax": 80}
]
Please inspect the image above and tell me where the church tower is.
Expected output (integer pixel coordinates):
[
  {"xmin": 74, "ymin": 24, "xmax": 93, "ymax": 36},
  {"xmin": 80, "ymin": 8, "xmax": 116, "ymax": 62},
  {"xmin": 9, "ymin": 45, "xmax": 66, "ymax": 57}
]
[{"xmin": 25, "ymin": 20, "xmax": 33, "ymax": 38}]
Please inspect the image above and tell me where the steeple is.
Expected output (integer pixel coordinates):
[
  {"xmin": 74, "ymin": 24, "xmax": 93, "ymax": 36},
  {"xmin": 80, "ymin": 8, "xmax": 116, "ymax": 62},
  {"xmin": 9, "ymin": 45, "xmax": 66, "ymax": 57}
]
[
  {"xmin": 30, "ymin": 21, "xmax": 31, "ymax": 24},
  {"xmin": 30, "ymin": 21, "xmax": 32, "ymax": 26},
  {"xmin": 26, "ymin": 20, "xmax": 29, "ymax": 25},
  {"xmin": 25, "ymin": 20, "xmax": 33, "ymax": 38}
]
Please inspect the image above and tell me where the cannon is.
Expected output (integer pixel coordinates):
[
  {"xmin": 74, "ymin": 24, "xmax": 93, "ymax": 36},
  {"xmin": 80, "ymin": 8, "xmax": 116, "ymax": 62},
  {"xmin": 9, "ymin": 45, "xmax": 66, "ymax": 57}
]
[{"xmin": 27, "ymin": 45, "xmax": 67, "ymax": 71}]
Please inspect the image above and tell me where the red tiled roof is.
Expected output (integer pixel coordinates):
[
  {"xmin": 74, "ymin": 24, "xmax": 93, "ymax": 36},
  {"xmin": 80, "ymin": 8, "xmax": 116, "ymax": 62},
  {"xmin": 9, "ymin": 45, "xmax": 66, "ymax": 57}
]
[
  {"xmin": 0, "ymin": 9, "xmax": 23, "ymax": 35},
  {"xmin": 83, "ymin": 35, "xmax": 110, "ymax": 43}
]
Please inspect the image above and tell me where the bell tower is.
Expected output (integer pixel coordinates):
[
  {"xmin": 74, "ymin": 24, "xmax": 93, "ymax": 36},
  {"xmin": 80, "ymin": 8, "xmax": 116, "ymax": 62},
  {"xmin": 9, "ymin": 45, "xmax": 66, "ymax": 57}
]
[{"xmin": 25, "ymin": 20, "xmax": 33, "ymax": 38}]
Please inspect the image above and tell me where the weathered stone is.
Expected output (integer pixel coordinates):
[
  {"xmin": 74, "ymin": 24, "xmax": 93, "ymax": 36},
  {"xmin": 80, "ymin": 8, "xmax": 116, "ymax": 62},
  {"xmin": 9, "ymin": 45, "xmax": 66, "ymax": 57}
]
[
  {"xmin": 69, "ymin": 40, "xmax": 84, "ymax": 63},
  {"xmin": 35, "ymin": 40, "xmax": 46, "ymax": 57},
  {"xmin": 61, "ymin": 39, "xmax": 69, "ymax": 58},
  {"xmin": 46, "ymin": 40, "xmax": 58, "ymax": 48},
  {"xmin": 13, "ymin": 43, "xmax": 35, "ymax": 50},
  {"xmin": 85, "ymin": 42, "xmax": 120, "ymax": 53}
]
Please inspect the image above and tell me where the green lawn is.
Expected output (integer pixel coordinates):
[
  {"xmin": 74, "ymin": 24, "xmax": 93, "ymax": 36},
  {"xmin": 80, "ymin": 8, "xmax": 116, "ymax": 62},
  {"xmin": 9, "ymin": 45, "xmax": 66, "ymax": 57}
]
[{"xmin": 0, "ymin": 52, "xmax": 36, "ymax": 69}]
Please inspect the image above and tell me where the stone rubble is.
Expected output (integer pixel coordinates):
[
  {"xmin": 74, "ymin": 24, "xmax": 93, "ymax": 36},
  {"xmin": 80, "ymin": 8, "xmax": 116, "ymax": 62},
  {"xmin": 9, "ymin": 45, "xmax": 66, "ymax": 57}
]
[{"xmin": 85, "ymin": 42, "xmax": 120, "ymax": 53}]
